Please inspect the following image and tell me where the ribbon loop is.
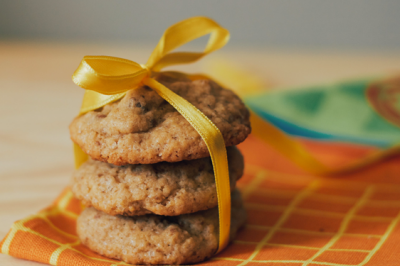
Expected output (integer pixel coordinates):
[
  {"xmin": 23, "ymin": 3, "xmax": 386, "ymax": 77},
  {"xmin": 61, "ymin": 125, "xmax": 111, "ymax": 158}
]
[
  {"xmin": 72, "ymin": 56, "xmax": 149, "ymax": 95},
  {"xmin": 146, "ymin": 16, "xmax": 230, "ymax": 71},
  {"xmin": 72, "ymin": 17, "xmax": 229, "ymax": 98}
]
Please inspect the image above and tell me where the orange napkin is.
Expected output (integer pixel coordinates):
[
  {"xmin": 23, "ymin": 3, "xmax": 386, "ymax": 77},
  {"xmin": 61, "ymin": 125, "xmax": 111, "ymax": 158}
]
[{"xmin": 2, "ymin": 135, "xmax": 400, "ymax": 266}]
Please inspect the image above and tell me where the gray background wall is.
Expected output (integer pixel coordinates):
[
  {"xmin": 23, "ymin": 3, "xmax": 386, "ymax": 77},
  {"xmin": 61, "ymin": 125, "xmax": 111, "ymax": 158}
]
[{"xmin": 1, "ymin": 0, "xmax": 400, "ymax": 50}]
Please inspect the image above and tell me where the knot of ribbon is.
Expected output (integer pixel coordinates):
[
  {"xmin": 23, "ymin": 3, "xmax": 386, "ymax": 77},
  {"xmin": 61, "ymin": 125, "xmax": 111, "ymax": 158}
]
[
  {"xmin": 72, "ymin": 16, "xmax": 231, "ymax": 253},
  {"xmin": 139, "ymin": 64, "xmax": 151, "ymax": 77}
]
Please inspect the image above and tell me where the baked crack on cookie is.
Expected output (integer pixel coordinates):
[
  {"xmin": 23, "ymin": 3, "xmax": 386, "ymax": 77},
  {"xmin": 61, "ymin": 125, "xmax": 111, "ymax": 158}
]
[
  {"xmin": 70, "ymin": 74, "xmax": 251, "ymax": 165},
  {"xmin": 72, "ymin": 146, "xmax": 244, "ymax": 216}
]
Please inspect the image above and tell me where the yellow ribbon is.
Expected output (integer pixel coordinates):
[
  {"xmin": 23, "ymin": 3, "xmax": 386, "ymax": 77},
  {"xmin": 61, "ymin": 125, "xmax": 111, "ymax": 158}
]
[
  {"xmin": 72, "ymin": 16, "xmax": 231, "ymax": 253},
  {"xmin": 250, "ymin": 111, "xmax": 400, "ymax": 175}
]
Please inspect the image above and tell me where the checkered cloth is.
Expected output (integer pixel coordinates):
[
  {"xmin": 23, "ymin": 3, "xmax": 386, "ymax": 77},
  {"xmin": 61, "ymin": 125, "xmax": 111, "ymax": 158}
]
[{"xmin": 2, "ymin": 135, "xmax": 400, "ymax": 266}]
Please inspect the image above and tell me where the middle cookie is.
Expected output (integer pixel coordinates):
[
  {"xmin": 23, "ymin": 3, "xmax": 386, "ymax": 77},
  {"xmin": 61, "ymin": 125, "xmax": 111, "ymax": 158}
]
[{"xmin": 71, "ymin": 146, "xmax": 244, "ymax": 216}]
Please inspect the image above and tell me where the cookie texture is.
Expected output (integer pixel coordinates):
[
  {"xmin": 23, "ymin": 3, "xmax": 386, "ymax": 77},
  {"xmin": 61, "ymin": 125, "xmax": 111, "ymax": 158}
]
[
  {"xmin": 69, "ymin": 73, "xmax": 251, "ymax": 165},
  {"xmin": 77, "ymin": 189, "xmax": 246, "ymax": 265},
  {"xmin": 72, "ymin": 146, "xmax": 244, "ymax": 216}
]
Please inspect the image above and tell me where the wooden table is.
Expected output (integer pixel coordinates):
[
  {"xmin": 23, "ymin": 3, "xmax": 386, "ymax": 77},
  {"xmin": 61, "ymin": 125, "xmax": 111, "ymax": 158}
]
[{"xmin": 1, "ymin": 41, "xmax": 400, "ymax": 265}]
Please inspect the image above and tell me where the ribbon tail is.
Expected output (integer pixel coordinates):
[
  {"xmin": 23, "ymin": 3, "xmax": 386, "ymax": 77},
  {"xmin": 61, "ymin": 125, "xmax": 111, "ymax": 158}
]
[
  {"xmin": 250, "ymin": 111, "xmax": 330, "ymax": 175},
  {"xmin": 143, "ymin": 77, "xmax": 231, "ymax": 253},
  {"xmin": 74, "ymin": 143, "xmax": 89, "ymax": 169},
  {"xmin": 251, "ymin": 111, "xmax": 400, "ymax": 175}
]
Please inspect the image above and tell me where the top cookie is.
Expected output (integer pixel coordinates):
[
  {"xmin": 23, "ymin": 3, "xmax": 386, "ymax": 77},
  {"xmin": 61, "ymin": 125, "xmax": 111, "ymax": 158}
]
[{"xmin": 70, "ymin": 73, "xmax": 251, "ymax": 165}]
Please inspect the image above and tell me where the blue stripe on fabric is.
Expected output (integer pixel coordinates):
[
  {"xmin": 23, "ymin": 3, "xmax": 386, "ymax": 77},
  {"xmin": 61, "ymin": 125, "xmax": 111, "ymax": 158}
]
[{"xmin": 249, "ymin": 105, "xmax": 390, "ymax": 148}]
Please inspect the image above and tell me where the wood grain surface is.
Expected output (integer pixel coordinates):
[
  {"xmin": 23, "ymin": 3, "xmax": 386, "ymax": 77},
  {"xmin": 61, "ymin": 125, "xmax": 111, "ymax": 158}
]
[{"xmin": 1, "ymin": 41, "xmax": 400, "ymax": 265}]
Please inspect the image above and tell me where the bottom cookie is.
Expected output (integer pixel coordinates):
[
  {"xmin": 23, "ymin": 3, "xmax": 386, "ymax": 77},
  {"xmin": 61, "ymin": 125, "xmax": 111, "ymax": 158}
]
[{"xmin": 77, "ymin": 189, "xmax": 247, "ymax": 265}]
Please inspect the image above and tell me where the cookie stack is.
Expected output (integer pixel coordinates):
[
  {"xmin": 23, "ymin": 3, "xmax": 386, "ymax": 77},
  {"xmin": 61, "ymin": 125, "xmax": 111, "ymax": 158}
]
[{"xmin": 69, "ymin": 73, "xmax": 251, "ymax": 265}]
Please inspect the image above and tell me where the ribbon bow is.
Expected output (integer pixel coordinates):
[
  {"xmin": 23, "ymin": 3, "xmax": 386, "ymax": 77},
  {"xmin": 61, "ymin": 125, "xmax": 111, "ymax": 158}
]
[{"xmin": 72, "ymin": 17, "xmax": 231, "ymax": 253}]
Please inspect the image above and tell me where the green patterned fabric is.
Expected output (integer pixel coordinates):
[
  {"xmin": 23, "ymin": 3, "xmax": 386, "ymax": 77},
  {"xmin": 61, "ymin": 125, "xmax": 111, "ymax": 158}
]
[{"xmin": 245, "ymin": 79, "xmax": 400, "ymax": 147}]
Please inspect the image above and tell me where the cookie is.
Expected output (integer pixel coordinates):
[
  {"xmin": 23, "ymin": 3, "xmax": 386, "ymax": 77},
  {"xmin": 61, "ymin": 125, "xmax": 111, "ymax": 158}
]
[
  {"xmin": 77, "ymin": 189, "xmax": 246, "ymax": 265},
  {"xmin": 69, "ymin": 73, "xmax": 251, "ymax": 165},
  {"xmin": 72, "ymin": 146, "xmax": 244, "ymax": 216}
]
